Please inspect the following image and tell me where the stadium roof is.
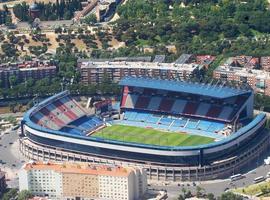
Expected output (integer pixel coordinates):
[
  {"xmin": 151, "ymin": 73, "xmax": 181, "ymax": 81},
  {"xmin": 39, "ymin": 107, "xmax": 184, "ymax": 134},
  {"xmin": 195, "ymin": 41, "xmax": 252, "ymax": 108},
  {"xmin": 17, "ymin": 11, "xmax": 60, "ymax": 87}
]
[{"xmin": 119, "ymin": 77, "xmax": 252, "ymax": 99}]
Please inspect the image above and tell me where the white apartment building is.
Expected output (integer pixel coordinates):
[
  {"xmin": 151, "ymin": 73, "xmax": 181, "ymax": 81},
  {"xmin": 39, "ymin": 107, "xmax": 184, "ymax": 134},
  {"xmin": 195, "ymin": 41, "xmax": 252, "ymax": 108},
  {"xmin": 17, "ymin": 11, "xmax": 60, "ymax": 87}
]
[{"xmin": 19, "ymin": 161, "xmax": 147, "ymax": 200}]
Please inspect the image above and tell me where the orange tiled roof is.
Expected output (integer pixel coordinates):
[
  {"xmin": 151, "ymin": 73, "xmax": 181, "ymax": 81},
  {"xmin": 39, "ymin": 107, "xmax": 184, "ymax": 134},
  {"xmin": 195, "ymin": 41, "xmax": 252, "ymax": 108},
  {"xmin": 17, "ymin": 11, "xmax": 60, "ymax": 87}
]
[{"xmin": 23, "ymin": 161, "xmax": 131, "ymax": 177}]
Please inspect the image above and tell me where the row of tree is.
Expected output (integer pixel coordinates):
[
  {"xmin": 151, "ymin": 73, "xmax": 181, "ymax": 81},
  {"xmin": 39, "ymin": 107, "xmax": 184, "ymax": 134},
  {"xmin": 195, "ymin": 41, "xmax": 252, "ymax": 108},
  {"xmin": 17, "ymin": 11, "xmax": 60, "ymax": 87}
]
[
  {"xmin": 177, "ymin": 186, "xmax": 244, "ymax": 200},
  {"xmin": 13, "ymin": 0, "xmax": 82, "ymax": 21},
  {"xmin": 2, "ymin": 189, "xmax": 32, "ymax": 200}
]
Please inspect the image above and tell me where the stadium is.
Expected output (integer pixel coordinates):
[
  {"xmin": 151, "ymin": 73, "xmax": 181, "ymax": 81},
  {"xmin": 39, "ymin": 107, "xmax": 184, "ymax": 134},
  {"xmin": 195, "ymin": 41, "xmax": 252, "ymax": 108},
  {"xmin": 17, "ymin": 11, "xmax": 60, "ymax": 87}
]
[{"xmin": 20, "ymin": 77, "xmax": 269, "ymax": 181}]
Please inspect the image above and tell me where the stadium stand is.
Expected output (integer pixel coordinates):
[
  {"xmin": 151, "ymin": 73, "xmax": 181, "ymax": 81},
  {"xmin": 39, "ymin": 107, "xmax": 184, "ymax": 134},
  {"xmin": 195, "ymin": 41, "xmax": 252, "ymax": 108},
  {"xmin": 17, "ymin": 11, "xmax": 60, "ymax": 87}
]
[
  {"xmin": 21, "ymin": 78, "xmax": 268, "ymax": 182},
  {"xmin": 171, "ymin": 99, "xmax": 187, "ymax": 114},
  {"xmin": 121, "ymin": 86, "xmax": 129, "ymax": 107},
  {"xmin": 121, "ymin": 111, "xmax": 225, "ymax": 139},
  {"xmin": 29, "ymin": 92, "xmax": 104, "ymax": 134},
  {"xmin": 159, "ymin": 98, "xmax": 175, "ymax": 112},
  {"xmin": 120, "ymin": 77, "xmax": 252, "ymax": 123},
  {"xmin": 183, "ymin": 102, "xmax": 199, "ymax": 115},
  {"xmin": 125, "ymin": 94, "xmax": 137, "ymax": 108},
  {"xmin": 148, "ymin": 97, "xmax": 162, "ymax": 110},
  {"xmin": 206, "ymin": 106, "xmax": 222, "ymax": 118},
  {"xmin": 196, "ymin": 103, "xmax": 211, "ymax": 116},
  {"xmin": 135, "ymin": 96, "xmax": 150, "ymax": 109}
]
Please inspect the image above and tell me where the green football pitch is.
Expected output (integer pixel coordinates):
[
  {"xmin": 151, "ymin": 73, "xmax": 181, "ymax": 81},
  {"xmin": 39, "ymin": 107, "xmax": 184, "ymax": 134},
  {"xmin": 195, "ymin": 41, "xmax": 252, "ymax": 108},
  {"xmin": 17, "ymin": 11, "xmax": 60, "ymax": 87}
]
[{"xmin": 92, "ymin": 124, "xmax": 215, "ymax": 146}]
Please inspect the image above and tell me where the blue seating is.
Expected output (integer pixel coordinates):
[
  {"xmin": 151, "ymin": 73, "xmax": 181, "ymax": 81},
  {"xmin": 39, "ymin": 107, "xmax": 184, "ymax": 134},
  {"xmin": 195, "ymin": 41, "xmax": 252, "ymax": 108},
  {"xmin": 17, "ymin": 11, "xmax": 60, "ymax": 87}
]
[
  {"xmin": 61, "ymin": 115, "xmax": 103, "ymax": 135},
  {"xmin": 126, "ymin": 111, "xmax": 137, "ymax": 121},
  {"xmin": 119, "ymin": 110, "xmax": 226, "ymax": 139},
  {"xmin": 208, "ymin": 122, "xmax": 224, "ymax": 132},
  {"xmin": 61, "ymin": 127, "xmax": 83, "ymax": 135},
  {"xmin": 135, "ymin": 112, "xmax": 149, "ymax": 121},
  {"xmin": 172, "ymin": 119, "xmax": 187, "ymax": 127},
  {"xmin": 34, "ymin": 112, "xmax": 44, "ymax": 121},
  {"xmin": 146, "ymin": 115, "xmax": 160, "ymax": 124},
  {"xmin": 159, "ymin": 117, "xmax": 173, "ymax": 125},
  {"xmin": 185, "ymin": 120, "xmax": 198, "ymax": 129},
  {"xmin": 197, "ymin": 121, "xmax": 212, "ymax": 131}
]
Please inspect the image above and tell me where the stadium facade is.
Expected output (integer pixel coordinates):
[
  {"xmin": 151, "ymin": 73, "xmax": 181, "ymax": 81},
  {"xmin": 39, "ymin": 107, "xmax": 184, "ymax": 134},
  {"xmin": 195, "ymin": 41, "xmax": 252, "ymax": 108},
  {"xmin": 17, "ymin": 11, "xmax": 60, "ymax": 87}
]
[{"xmin": 20, "ymin": 77, "xmax": 269, "ymax": 181}]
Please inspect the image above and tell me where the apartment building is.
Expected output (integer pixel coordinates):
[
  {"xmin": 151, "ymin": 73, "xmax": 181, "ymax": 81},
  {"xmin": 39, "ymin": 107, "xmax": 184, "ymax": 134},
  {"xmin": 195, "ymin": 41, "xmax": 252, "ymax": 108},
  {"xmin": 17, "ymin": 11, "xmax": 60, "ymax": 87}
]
[
  {"xmin": 213, "ymin": 64, "xmax": 270, "ymax": 96},
  {"xmin": 260, "ymin": 56, "xmax": 270, "ymax": 71},
  {"xmin": 0, "ymin": 60, "xmax": 57, "ymax": 87},
  {"xmin": 78, "ymin": 60, "xmax": 202, "ymax": 84},
  {"xmin": 19, "ymin": 161, "xmax": 147, "ymax": 200}
]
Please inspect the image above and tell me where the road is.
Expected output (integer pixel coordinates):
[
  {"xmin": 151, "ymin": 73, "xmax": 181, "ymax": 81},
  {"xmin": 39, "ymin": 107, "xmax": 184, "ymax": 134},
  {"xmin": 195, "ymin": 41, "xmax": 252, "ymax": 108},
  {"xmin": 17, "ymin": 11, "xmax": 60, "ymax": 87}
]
[
  {"xmin": 0, "ymin": 129, "xmax": 25, "ymax": 188},
  {"xmin": 150, "ymin": 153, "xmax": 270, "ymax": 199}
]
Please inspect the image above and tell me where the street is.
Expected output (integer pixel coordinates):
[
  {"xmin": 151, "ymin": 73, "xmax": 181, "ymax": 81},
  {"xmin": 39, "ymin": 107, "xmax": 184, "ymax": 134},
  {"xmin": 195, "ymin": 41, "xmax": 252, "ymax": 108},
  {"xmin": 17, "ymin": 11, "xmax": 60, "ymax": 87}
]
[
  {"xmin": 150, "ymin": 154, "xmax": 270, "ymax": 199},
  {"xmin": 0, "ymin": 129, "xmax": 25, "ymax": 188}
]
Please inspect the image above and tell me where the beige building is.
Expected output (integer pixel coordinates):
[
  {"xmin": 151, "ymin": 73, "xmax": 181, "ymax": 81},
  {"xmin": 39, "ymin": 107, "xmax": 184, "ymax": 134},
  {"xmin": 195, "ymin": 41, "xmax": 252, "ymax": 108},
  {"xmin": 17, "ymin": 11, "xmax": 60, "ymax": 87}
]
[
  {"xmin": 19, "ymin": 161, "xmax": 147, "ymax": 200},
  {"xmin": 260, "ymin": 56, "xmax": 270, "ymax": 71}
]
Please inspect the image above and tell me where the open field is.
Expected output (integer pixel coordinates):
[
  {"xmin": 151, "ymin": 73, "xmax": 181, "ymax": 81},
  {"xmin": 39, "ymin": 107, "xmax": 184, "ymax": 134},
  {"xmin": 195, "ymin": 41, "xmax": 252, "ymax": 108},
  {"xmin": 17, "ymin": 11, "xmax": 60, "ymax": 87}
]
[{"xmin": 92, "ymin": 124, "xmax": 215, "ymax": 147}]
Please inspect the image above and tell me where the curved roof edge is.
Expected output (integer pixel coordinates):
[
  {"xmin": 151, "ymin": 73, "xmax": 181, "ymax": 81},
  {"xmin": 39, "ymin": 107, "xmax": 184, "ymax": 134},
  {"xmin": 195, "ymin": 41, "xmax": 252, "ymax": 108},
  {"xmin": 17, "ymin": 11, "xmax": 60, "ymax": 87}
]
[
  {"xmin": 119, "ymin": 76, "xmax": 252, "ymax": 99},
  {"xmin": 24, "ymin": 91, "xmax": 70, "ymax": 119},
  {"xmin": 22, "ymin": 98, "xmax": 266, "ymax": 151}
]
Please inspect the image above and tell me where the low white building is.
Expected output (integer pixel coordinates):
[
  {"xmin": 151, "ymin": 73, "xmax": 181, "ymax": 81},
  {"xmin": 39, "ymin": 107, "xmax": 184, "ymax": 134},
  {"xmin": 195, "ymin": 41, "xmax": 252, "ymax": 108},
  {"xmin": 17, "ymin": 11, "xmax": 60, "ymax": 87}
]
[{"xmin": 19, "ymin": 161, "xmax": 147, "ymax": 200}]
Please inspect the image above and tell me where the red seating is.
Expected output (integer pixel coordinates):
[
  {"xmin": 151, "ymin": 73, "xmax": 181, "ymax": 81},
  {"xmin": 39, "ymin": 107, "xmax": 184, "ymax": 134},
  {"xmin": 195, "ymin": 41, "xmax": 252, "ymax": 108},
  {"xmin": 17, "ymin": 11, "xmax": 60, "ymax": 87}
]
[
  {"xmin": 40, "ymin": 107, "xmax": 65, "ymax": 127},
  {"xmin": 159, "ymin": 98, "xmax": 174, "ymax": 112},
  {"xmin": 135, "ymin": 96, "xmax": 150, "ymax": 109},
  {"xmin": 53, "ymin": 100, "xmax": 77, "ymax": 120},
  {"xmin": 183, "ymin": 102, "xmax": 199, "ymax": 115},
  {"xmin": 121, "ymin": 86, "xmax": 129, "ymax": 107},
  {"xmin": 206, "ymin": 106, "xmax": 222, "ymax": 118},
  {"xmin": 72, "ymin": 99, "xmax": 86, "ymax": 114}
]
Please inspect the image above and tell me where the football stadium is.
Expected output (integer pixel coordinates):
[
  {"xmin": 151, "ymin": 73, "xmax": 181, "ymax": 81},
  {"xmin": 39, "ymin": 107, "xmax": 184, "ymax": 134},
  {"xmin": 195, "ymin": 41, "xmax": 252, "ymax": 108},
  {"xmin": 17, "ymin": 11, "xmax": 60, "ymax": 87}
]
[{"xmin": 20, "ymin": 77, "xmax": 270, "ymax": 181}]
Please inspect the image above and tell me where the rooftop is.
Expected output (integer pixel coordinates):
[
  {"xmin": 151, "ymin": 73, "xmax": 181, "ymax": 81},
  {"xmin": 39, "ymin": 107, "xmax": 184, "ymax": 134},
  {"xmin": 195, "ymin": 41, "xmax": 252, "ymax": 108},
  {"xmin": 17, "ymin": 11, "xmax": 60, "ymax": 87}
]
[
  {"xmin": 119, "ymin": 77, "xmax": 252, "ymax": 99},
  {"xmin": 80, "ymin": 61, "xmax": 201, "ymax": 72},
  {"xmin": 174, "ymin": 54, "xmax": 193, "ymax": 64},
  {"xmin": 216, "ymin": 64, "xmax": 270, "ymax": 79},
  {"xmin": 0, "ymin": 60, "xmax": 56, "ymax": 71},
  {"xmin": 23, "ymin": 161, "xmax": 131, "ymax": 177}
]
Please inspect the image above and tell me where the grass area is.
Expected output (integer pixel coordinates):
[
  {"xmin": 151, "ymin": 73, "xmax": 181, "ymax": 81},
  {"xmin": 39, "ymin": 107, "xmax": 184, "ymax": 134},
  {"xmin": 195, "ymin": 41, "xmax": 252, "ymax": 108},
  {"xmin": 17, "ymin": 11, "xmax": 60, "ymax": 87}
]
[
  {"xmin": 233, "ymin": 181, "xmax": 270, "ymax": 196},
  {"xmin": 92, "ymin": 124, "xmax": 215, "ymax": 146}
]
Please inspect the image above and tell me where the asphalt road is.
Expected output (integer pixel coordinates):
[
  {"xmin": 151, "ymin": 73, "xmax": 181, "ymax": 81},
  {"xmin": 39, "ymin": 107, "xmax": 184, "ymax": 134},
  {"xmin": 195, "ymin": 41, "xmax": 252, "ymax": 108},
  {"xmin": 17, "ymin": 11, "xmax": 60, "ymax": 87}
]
[
  {"xmin": 150, "ymin": 160, "xmax": 270, "ymax": 199},
  {"xmin": 0, "ymin": 129, "xmax": 25, "ymax": 188}
]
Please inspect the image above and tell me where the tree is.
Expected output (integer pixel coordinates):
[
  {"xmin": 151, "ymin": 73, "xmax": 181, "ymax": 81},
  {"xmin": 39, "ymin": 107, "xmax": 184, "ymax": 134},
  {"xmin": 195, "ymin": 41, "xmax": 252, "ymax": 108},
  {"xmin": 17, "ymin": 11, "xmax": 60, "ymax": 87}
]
[
  {"xmin": 9, "ymin": 75, "xmax": 17, "ymax": 88},
  {"xmin": 5, "ymin": 15, "xmax": 12, "ymax": 26},
  {"xmin": 177, "ymin": 194, "xmax": 185, "ymax": 200},
  {"xmin": 207, "ymin": 193, "xmax": 215, "ymax": 200},
  {"xmin": 83, "ymin": 14, "xmax": 97, "ymax": 25},
  {"xmin": 17, "ymin": 190, "xmax": 33, "ymax": 200},
  {"xmin": 218, "ymin": 192, "xmax": 243, "ymax": 200},
  {"xmin": 196, "ymin": 186, "xmax": 204, "ymax": 198},
  {"xmin": 2, "ymin": 188, "xmax": 18, "ymax": 200}
]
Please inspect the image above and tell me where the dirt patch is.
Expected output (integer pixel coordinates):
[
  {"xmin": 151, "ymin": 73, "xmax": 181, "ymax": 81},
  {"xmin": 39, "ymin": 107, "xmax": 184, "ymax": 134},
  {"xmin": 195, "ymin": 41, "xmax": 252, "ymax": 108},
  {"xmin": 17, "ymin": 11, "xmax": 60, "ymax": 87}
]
[{"xmin": 0, "ymin": 107, "xmax": 11, "ymax": 114}]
